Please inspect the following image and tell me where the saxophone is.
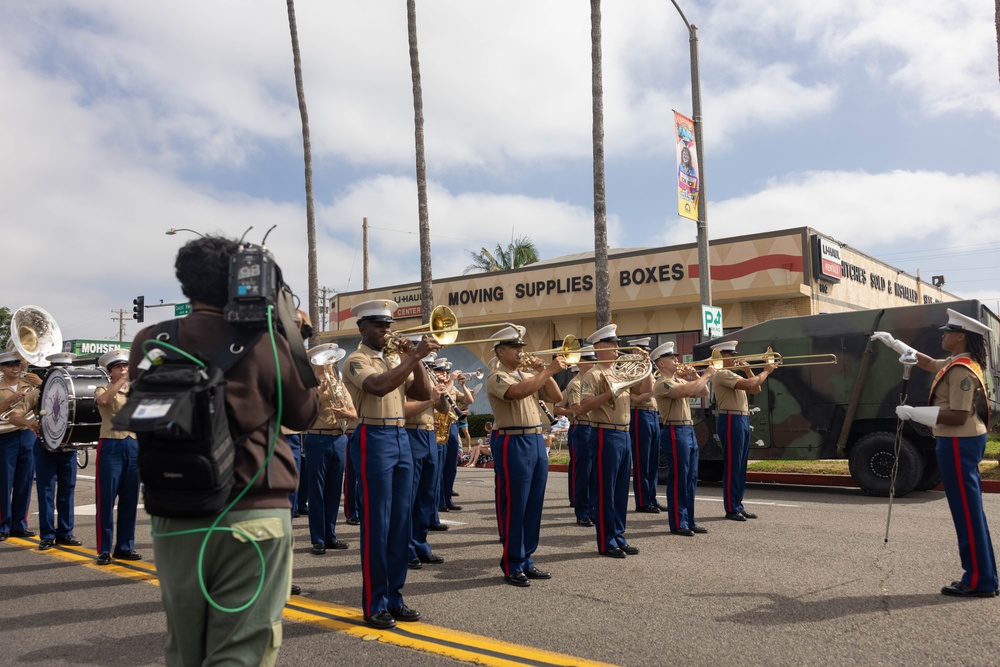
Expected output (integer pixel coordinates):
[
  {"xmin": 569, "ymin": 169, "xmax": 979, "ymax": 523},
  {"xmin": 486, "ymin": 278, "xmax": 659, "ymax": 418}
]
[{"xmin": 434, "ymin": 409, "xmax": 456, "ymax": 445}]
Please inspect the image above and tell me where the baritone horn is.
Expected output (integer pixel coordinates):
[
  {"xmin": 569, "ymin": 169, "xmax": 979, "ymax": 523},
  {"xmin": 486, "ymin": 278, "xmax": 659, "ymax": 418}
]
[{"xmin": 309, "ymin": 345, "xmax": 349, "ymax": 421}]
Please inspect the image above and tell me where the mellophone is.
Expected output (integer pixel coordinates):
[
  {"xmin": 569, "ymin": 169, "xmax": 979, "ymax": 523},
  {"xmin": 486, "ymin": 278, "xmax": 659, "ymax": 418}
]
[{"xmin": 3, "ymin": 305, "xmax": 108, "ymax": 452}]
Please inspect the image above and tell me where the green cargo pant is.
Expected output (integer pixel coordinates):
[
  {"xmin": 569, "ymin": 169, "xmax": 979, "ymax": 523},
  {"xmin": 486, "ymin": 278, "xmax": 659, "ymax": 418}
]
[{"xmin": 152, "ymin": 508, "xmax": 293, "ymax": 667}]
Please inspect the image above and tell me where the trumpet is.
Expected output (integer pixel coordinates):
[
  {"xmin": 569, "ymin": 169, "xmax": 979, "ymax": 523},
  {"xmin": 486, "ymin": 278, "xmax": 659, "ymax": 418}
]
[{"xmin": 458, "ymin": 368, "xmax": 484, "ymax": 383}]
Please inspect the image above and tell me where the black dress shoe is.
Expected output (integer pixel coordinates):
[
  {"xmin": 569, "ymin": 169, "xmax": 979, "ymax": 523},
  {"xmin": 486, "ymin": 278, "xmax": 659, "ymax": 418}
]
[
  {"xmin": 418, "ymin": 552, "xmax": 445, "ymax": 564},
  {"xmin": 602, "ymin": 547, "xmax": 626, "ymax": 559},
  {"xmin": 671, "ymin": 528, "xmax": 695, "ymax": 537},
  {"xmin": 623, "ymin": 545, "xmax": 640, "ymax": 555},
  {"xmin": 290, "ymin": 584, "xmax": 301, "ymax": 595},
  {"xmin": 346, "ymin": 517, "xmax": 360, "ymax": 526},
  {"xmin": 446, "ymin": 504, "xmax": 463, "ymax": 511},
  {"xmin": 364, "ymin": 611, "xmax": 397, "ymax": 629},
  {"xmin": 524, "ymin": 566, "xmax": 551, "ymax": 580},
  {"xmin": 407, "ymin": 558, "xmax": 423, "ymax": 570},
  {"xmin": 636, "ymin": 505, "xmax": 660, "ymax": 514},
  {"xmin": 656, "ymin": 502, "xmax": 668, "ymax": 511},
  {"xmin": 438, "ymin": 505, "xmax": 450, "ymax": 513},
  {"xmin": 576, "ymin": 518, "xmax": 593, "ymax": 527},
  {"xmin": 428, "ymin": 523, "xmax": 449, "ymax": 531},
  {"xmin": 96, "ymin": 553, "xmax": 113, "ymax": 566},
  {"xmin": 311, "ymin": 543, "xmax": 327, "ymax": 555},
  {"xmin": 690, "ymin": 525, "xmax": 708, "ymax": 534},
  {"xmin": 941, "ymin": 582, "xmax": 999, "ymax": 598},
  {"xmin": 56, "ymin": 536, "xmax": 83, "ymax": 546},
  {"xmin": 9, "ymin": 529, "xmax": 36, "ymax": 538},
  {"xmin": 113, "ymin": 550, "xmax": 142, "ymax": 561},
  {"xmin": 388, "ymin": 604, "xmax": 421, "ymax": 622},
  {"xmin": 326, "ymin": 539, "xmax": 349, "ymax": 550},
  {"xmin": 505, "ymin": 572, "xmax": 531, "ymax": 587},
  {"xmin": 740, "ymin": 510, "xmax": 758, "ymax": 519},
  {"xmin": 0, "ymin": 532, "xmax": 7, "ymax": 542},
  {"xmin": 38, "ymin": 538, "xmax": 55, "ymax": 551},
  {"xmin": 725, "ymin": 512, "xmax": 747, "ymax": 522}
]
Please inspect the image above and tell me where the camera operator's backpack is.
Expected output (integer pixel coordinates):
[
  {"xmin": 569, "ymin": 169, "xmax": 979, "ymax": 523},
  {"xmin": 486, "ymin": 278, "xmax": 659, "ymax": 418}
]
[{"xmin": 112, "ymin": 319, "xmax": 263, "ymax": 518}]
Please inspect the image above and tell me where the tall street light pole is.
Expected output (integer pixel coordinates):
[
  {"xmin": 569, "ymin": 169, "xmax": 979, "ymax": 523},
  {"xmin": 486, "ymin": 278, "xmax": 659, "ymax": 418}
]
[{"xmin": 670, "ymin": 0, "xmax": 712, "ymax": 307}]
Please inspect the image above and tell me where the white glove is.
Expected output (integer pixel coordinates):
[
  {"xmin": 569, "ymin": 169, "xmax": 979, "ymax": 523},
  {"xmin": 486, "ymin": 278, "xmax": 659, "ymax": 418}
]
[
  {"xmin": 895, "ymin": 405, "xmax": 939, "ymax": 427},
  {"xmin": 871, "ymin": 331, "xmax": 916, "ymax": 358}
]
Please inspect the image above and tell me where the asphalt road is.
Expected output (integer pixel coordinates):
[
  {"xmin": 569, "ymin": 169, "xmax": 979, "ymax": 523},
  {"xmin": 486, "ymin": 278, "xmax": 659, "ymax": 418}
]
[{"xmin": 3, "ymin": 462, "xmax": 1000, "ymax": 667}]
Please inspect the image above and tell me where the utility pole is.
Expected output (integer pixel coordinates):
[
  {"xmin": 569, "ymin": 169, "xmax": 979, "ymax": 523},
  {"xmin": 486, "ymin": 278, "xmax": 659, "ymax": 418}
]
[
  {"xmin": 318, "ymin": 286, "xmax": 336, "ymax": 332},
  {"xmin": 363, "ymin": 217, "xmax": 370, "ymax": 290},
  {"xmin": 111, "ymin": 308, "xmax": 129, "ymax": 341}
]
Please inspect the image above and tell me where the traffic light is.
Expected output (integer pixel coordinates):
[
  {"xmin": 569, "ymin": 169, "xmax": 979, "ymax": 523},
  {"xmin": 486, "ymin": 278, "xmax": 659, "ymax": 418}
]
[{"xmin": 133, "ymin": 296, "xmax": 145, "ymax": 323}]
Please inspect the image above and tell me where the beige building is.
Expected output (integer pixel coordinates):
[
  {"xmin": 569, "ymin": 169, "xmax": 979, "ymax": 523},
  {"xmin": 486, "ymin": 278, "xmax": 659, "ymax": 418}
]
[{"xmin": 321, "ymin": 227, "xmax": 958, "ymax": 366}]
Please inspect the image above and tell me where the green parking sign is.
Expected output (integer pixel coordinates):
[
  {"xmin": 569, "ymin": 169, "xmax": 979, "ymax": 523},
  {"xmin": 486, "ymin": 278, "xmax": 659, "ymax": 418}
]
[{"xmin": 702, "ymin": 305, "xmax": 722, "ymax": 338}]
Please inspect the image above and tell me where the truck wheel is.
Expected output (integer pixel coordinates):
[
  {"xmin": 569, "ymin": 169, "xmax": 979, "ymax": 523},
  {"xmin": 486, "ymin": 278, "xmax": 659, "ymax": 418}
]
[
  {"xmin": 849, "ymin": 432, "xmax": 921, "ymax": 497},
  {"xmin": 698, "ymin": 460, "xmax": 723, "ymax": 483},
  {"xmin": 914, "ymin": 458, "xmax": 942, "ymax": 491}
]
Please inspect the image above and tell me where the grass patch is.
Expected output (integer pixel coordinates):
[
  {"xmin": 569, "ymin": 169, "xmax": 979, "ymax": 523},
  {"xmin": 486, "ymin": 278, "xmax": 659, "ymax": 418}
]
[
  {"xmin": 548, "ymin": 452, "xmax": 570, "ymax": 465},
  {"xmin": 747, "ymin": 459, "xmax": 850, "ymax": 475}
]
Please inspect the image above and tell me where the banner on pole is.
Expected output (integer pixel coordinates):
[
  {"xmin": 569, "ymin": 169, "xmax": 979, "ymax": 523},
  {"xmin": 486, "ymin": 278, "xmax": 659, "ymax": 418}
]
[{"xmin": 674, "ymin": 110, "xmax": 699, "ymax": 221}]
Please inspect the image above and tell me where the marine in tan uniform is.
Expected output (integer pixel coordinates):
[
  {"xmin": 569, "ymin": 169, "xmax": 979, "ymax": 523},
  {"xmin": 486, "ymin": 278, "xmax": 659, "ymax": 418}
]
[{"xmin": 0, "ymin": 351, "xmax": 41, "ymax": 540}]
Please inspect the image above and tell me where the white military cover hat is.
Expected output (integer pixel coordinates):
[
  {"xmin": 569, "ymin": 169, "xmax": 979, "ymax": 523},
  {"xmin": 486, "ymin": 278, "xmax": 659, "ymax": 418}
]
[
  {"xmin": 99, "ymin": 349, "xmax": 130, "ymax": 370},
  {"xmin": 710, "ymin": 340, "xmax": 738, "ymax": 353},
  {"xmin": 940, "ymin": 308, "xmax": 990, "ymax": 337},
  {"xmin": 627, "ymin": 337, "xmax": 652, "ymax": 349},
  {"xmin": 490, "ymin": 325, "xmax": 526, "ymax": 348},
  {"xmin": 586, "ymin": 324, "xmax": 619, "ymax": 344},
  {"xmin": 45, "ymin": 352, "xmax": 77, "ymax": 366},
  {"xmin": 431, "ymin": 356, "xmax": 449, "ymax": 370},
  {"xmin": 424, "ymin": 351, "xmax": 438, "ymax": 364},
  {"xmin": 569, "ymin": 365, "xmax": 580, "ymax": 372},
  {"xmin": 0, "ymin": 351, "xmax": 20, "ymax": 365},
  {"xmin": 351, "ymin": 299, "xmax": 397, "ymax": 323},
  {"xmin": 579, "ymin": 344, "xmax": 597, "ymax": 360},
  {"xmin": 650, "ymin": 341, "xmax": 677, "ymax": 360}
]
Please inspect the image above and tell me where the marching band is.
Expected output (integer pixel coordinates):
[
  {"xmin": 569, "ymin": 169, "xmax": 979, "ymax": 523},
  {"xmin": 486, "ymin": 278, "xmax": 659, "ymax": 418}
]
[{"xmin": 5, "ymin": 294, "xmax": 998, "ymax": 637}]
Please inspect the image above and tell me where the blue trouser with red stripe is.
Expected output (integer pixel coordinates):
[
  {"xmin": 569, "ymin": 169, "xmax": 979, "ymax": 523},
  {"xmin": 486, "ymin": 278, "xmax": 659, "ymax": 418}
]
[
  {"xmin": 350, "ymin": 425, "xmax": 413, "ymax": 617},
  {"xmin": 407, "ymin": 427, "xmax": 439, "ymax": 560},
  {"xmin": 567, "ymin": 424, "xmax": 575, "ymax": 504},
  {"xmin": 593, "ymin": 428, "xmax": 631, "ymax": 553},
  {"xmin": 718, "ymin": 414, "xmax": 750, "ymax": 514},
  {"xmin": 936, "ymin": 434, "xmax": 999, "ymax": 593},
  {"xmin": 0, "ymin": 429, "xmax": 34, "ymax": 535},
  {"xmin": 304, "ymin": 432, "xmax": 347, "ymax": 545},
  {"xmin": 630, "ymin": 408, "xmax": 660, "ymax": 510},
  {"xmin": 571, "ymin": 424, "xmax": 595, "ymax": 521},
  {"xmin": 344, "ymin": 434, "xmax": 360, "ymax": 521},
  {"xmin": 95, "ymin": 437, "xmax": 139, "ymax": 555},
  {"xmin": 439, "ymin": 423, "xmax": 460, "ymax": 508},
  {"xmin": 661, "ymin": 424, "xmax": 699, "ymax": 531},
  {"xmin": 34, "ymin": 442, "xmax": 77, "ymax": 541},
  {"xmin": 493, "ymin": 431, "xmax": 547, "ymax": 576}
]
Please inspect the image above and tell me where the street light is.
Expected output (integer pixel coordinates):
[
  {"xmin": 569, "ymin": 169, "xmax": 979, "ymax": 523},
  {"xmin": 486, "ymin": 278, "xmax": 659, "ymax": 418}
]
[
  {"xmin": 670, "ymin": 0, "xmax": 712, "ymax": 307},
  {"xmin": 165, "ymin": 228, "xmax": 205, "ymax": 237}
]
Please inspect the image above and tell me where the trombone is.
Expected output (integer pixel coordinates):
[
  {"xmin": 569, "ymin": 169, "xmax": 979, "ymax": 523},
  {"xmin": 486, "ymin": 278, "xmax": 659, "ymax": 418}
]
[
  {"xmin": 527, "ymin": 334, "xmax": 643, "ymax": 365},
  {"xmin": 682, "ymin": 346, "xmax": 837, "ymax": 371},
  {"xmin": 389, "ymin": 305, "xmax": 522, "ymax": 347}
]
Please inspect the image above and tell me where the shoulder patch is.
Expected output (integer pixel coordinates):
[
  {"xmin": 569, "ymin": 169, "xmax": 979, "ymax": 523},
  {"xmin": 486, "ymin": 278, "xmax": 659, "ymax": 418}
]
[
  {"xmin": 960, "ymin": 377, "xmax": 972, "ymax": 391},
  {"xmin": 349, "ymin": 360, "xmax": 364, "ymax": 376}
]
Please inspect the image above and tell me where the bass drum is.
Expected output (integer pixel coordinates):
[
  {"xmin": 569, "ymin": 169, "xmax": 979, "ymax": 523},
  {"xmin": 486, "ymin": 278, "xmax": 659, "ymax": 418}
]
[{"xmin": 39, "ymin": 367, "xmax": 109, "ymax": 452}]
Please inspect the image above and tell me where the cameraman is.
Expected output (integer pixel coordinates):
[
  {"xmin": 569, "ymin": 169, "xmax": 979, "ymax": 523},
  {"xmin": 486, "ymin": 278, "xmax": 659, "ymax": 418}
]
[{"xmin": 128, "ymin": 235, "xmax": 319, "ymax": 667}]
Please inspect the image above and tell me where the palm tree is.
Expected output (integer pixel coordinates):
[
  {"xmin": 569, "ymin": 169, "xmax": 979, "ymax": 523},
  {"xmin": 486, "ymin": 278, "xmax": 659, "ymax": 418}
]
[
  {"xmin": 285, "ymin": 0, "xmax": 318, "ymax": 339},
  {"xmin": 464, "ymin": 236, "xmax": 540, "ymax": 274},
  {"xmin": 995, "ymin": 0, "xmax": 999, "ymax": 84},
  {"xmin": 591, "ymin": 0, "xmax": 612, "ymax": 327},
  {"xmin": 407, "ymin": 0, "xmax": 434, "ymax": 324}
]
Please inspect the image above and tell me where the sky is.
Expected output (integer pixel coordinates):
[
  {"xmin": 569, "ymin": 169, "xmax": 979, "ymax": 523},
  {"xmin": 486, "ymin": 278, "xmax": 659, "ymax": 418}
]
[{"xmin": 2, "ymin": 1, "xmax": 999, "ymax": 344}]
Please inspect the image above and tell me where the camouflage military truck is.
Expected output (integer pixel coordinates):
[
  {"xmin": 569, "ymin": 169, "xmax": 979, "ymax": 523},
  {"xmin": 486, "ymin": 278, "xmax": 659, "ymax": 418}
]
[{"xmin": 689, "ymin": 300, "xmax": 999, "ymax": 497}]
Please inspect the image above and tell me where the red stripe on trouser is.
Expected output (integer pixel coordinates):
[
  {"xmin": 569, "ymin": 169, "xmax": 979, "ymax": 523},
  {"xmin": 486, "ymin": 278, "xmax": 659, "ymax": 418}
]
[
  {"xmin": 501, "ymin": 435, "xmax": 512, "ymax": 575},
  {"xmin": 670, "ymin": 427, "xmax": 681, "ymax": 528},
  {"xmin": 952, "ymin": 437, "xmax": 980, "ymax": 588},
  {"xmin": 596, "ymin": 430, "xmax": 606, "ymax": 550},
  {"xmin": 359, "ymin": 427, "xmax": 373, "ymax": 615},
  {"xmin": 724, "ymin": 415, "xmax": 733, "ymax": 513}
]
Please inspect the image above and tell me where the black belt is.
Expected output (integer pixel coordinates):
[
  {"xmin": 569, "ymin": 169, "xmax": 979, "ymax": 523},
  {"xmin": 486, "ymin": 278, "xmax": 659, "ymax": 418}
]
[
  {"xmin": 662, "ymin": 420, "xmax": 693, "ymax": 426},
  {"xmin": 717, "ymin": 410, "xmax": 749, "ymax": 416},
  {"xmin": 634, "ymin": 408, "xmax": 658, "ymax": 412},
  {"xmin": 309, "ymin": 428, "xmax": 344, "ymax": 436}
]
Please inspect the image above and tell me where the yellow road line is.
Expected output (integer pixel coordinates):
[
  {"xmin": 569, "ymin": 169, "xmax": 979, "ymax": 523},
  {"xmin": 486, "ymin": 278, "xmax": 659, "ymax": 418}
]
[{"xmin": 10, "ymin": 537, "xmax": 618, "ymax": 667}]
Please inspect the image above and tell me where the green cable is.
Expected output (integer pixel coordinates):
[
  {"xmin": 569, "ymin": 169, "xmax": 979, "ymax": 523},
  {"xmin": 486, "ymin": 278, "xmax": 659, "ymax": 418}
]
[{"xmin": 140, "ymin": 305, "xmax": 285, "ymax": 613}]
